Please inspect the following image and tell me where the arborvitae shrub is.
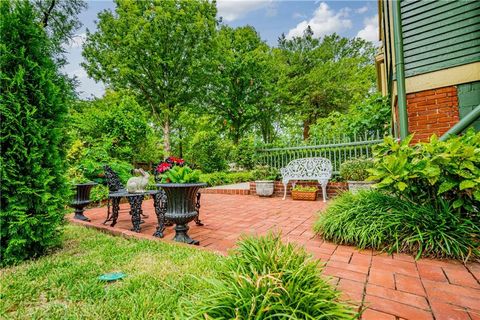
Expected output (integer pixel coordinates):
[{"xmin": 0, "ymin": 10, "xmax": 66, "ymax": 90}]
[{"xmin": 0, "ymin": 1, "xmax": 71, "ymax": 266}]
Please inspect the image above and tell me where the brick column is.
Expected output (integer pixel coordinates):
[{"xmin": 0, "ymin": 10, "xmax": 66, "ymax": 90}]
[{"xmin": 406, "ymin": 86, "xmax": 459, "ymax": 143}]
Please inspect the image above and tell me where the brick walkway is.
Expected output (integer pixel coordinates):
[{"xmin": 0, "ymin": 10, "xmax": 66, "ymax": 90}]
[{"xmin": 73, "ymin": 194, "xmax": 480, "ymax": 319}]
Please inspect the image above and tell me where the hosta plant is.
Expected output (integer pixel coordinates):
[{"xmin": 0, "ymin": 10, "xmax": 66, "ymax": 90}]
[
  {"xmin": 160, "ymin": 165, "xmax": 201, "ymax": 184},
  {"xmin": 369, "ymin": 130, "xmax": 480, "ymax": 219}
]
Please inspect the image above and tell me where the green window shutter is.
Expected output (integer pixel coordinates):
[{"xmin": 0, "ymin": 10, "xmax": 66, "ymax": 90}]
[
  {"xmin": 458, "ymin": 81, "xmax": 480, "ymax": 131},
  {"xmin": 401, "ymin": 0, "xmax": 480, "ymax": 77}
]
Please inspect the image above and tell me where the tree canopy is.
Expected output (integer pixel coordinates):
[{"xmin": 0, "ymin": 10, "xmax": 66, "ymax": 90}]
[
  {"xmin": 278, "ymin": 28, "xmax": 376, "ymax": 139},
  {"xmin": 82, "ymin": 0, "xmax": 218, "ymax": 154}
]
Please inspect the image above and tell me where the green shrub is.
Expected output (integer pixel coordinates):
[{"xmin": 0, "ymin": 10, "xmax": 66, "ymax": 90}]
[
  {"xmin": 185, "ymin": 130, "xmax": 228, "ymax": 173},
  {"xmin": 0, "ymin": 1, "xmax": 71, "ymax": 265},
  {"xmin": 315, "ymin": 191, "xmax": 480, "ymax": 261},
  {"xmin": 89, "ymin": 184, "xmax": 109, "ymax": 203},
  {"xmin": 183, "ymin": 234, "xmax": 354, "ymax": 319},
  {"xmin": 199, "ymin": 171, "xmax": 253, "ymax": 187},
  {"xmin": 199, "ymin": 172, "xmax": 231, "ymax": 186},
  {"xmin": 340, "ymin": 158, "xmax": 374, "ymax": 181},
  {"xmin": 370, "ymin": 131, "xmax": 480, "ymax": 220},
  {"xmin": 70, "ymin": 91, "xmax": 162, "ymax": 163},
  {"xmin": 251, "ymin": 165, "xmax": 280, "ymax": 180},
  {"xmin": 233, "ymin": 136, "xmax": 258, "ymax": 170},
  {"xmin": 67, "ymin": 141, "xmax": 133, "ymax": 185},
  {"xmin": 228, "ymin": 171, "xmax": 254, "ymax": 183}
]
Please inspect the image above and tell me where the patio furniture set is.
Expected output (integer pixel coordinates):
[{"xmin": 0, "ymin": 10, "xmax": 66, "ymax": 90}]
[
  {"xmin": 72, "ymin": 157, "xmax": 332, "ymax": 245},
  {"xmin": 102, "ymin": 165, "xmax": 205, "ymax": 244}
]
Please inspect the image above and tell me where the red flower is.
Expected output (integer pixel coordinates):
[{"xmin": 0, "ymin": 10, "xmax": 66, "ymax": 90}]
[
  {"xmin": 156, "ymin": 162, "xmax": 172, "ymax": 173},
  {"xmin": 166, "ymin": 156, "xmax": 185, "ymax": 166}
]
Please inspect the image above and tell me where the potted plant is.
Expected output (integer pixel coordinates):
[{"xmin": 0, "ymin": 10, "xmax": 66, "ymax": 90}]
[
  {"xmin": 339, "ymin": 158, "xmax": 375, "ymax": 194},
  {"xmin": 252, "ymin": 165, "xmax": 279, "ymax": 197},
  {"xmin": 291, "ymin": 185, "xmax": 318, "ymax": 201},
  {"xmin": 155, "ymin": 157, "xmax": 206, "ymax": 245}
]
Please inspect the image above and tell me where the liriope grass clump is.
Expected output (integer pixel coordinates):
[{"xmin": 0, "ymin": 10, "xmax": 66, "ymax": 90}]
[
  {"xmin": 182, "ymin": 234, "xmax": 355, "ymax": 319},
  {"xmin": 315, "ymin": 191, "xmax": 480, "ymax": 261}
]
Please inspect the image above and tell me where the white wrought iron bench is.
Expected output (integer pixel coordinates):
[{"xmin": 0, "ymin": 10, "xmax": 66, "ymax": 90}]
[{"xmin": 280, "ymin": 157, "xmax": 333, "ymax": 202}]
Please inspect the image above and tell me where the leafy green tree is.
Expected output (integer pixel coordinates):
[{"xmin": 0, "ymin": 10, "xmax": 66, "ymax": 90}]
[
  {"xmin": 70, "ymin": 90, "xmax": 162, "ymax": 163},
  {"xmin": 31, "ymin": 0, "xmax": 87, "ymax": 66},
  {"xmin": 82, "ymin": 0, "xmax": 217, "ymax": 155},
  {"xmin": 206, "ymin": 25, "xmax": 275, "ymax": 144},
  {"xmin": 310, "ymin": 93, "xmax": 391, "ymax": 139},
  {"xmin": 171, "ymin": 112, "xmax": 229, "ymax": 172},
  {"xmin": 0, "ymin": 1, "xmax": 72, "ymax": 265},
  {"xmin": 278, "ymin": 28, "xmax": 376, "ymax": 139}
]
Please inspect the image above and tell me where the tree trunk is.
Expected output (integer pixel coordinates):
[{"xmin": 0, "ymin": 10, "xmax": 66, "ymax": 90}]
[
  {"xmin": 163, "ymin": 119, "xmax": 171, "ymax": 157},
  {"xmin": 303, "ymin": 120, "xmax": 310, "ymax": 140},
  {"xmin": 178, "ymin": 128, "xmax": 183, "ymax": 158}
]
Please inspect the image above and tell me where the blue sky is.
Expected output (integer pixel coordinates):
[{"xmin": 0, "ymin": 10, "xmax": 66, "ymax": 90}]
[{"xmin": 64, "ymin": 0, "xmax": 379, "ymax": 99}]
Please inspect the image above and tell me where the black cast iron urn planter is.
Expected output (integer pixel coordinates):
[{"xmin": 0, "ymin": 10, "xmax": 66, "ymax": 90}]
[
  {"xmin": 71, "ymin": 182, "xmax": 97, "ymax": 222},
  {"xmin": 155, "ymin": 182, "xmax": 206, "ymax": 245}
]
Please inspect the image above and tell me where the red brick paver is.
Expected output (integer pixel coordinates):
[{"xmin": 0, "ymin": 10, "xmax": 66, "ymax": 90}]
[{"xmin": 72, "ymin": 194, "xmax": 480, "ymax": 319}]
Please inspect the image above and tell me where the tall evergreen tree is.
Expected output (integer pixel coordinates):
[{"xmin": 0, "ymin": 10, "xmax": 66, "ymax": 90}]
[{"xmin": 0, "ymin": 0, "xmax": 72, "ymax": 265}]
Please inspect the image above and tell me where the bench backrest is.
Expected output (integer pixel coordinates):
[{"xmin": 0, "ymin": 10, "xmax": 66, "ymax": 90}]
[{"xmin": 280, "ymin": 157, "xmax": 332, "ymax": 182}]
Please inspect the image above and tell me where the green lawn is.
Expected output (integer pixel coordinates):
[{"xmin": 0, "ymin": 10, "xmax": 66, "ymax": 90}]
[{"xmin": 0, "ymin": 225, "xmax": 224, "ymax": 319}]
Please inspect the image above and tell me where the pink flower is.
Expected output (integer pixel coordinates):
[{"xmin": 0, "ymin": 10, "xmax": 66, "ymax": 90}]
[{"xmin": 156, "ymin": 162, "xmax": 172, "ymax": 173}]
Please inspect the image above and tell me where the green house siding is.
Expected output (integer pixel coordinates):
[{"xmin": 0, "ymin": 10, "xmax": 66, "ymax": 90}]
[
  {"xmin": 401, "ymin": 0, "xmax": 480, "ymax": 77},
  {"xmin": 458, "ymin": 81, "xmax": 480, "ymax": 131}
]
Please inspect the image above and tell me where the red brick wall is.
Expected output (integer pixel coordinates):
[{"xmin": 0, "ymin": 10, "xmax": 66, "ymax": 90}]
[{"xmin": 406, "ymin": 86, "xmax": 459, "ymax": 143}]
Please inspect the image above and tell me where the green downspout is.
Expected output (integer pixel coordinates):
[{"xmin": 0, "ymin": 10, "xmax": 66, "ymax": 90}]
[
  {"xmin": 392, "ymin": 0, "xmax": 408, "ymax": 140},
  {"xmin": 440, "ymin": 104, "xmax": 480, "ymax": 141}
]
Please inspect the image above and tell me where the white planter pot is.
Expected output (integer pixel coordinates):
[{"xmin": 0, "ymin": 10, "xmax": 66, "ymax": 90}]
[
  {"xmin": 347, "ymin": 181, "xmax": 375, "ymax": 194},
  {"xmin": 255, "ymin": 180, "xmax": 274, "ymax": 197}
]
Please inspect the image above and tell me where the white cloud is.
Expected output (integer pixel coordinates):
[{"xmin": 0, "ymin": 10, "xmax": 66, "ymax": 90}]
[
  {"xmin": 292, "ymin": 12, "xmax": 307, "ymax": 20},
  {"xmin": 286, "ymin": 2, "xmax": 352, "ymax": 39},
  {"xmin": 356, "ymin": 6, "xmax": 368, "ymax": 14},
  {"xmin": 67, "ymin": 33, "xmax": 86, "ymax": 48},
  {"xmin": 356, "ymin": 14, "xmax": 379, "ymax": 43},
  {"xmin": 217, "ymin": 0, "xmax": 275, "ymax": 22}
]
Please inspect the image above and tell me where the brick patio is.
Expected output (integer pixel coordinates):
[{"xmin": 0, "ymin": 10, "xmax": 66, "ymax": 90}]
[{"xmin": 71, "ymin": 194, "xmax": 480, "ymax": 319}]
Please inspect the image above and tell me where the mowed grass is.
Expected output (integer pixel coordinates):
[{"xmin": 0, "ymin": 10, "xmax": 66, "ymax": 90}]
[{"xmin": 0, "ymin": 225, "xmax": 224, "ymax": 319}]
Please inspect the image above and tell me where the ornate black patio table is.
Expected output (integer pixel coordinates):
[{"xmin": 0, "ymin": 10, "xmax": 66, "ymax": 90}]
[{"xmin": 106, "ymin": 192, "xmax": 146, "ymax": 232}]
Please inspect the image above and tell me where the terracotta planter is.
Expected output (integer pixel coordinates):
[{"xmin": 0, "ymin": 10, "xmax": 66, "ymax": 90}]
[
  {"xmin": 347, "ymin": 181, "xmax": 375, "ymax": 194},
  {"xmin": 291, "ymin": 190, "xmax": 317, "ymax": 201}
]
